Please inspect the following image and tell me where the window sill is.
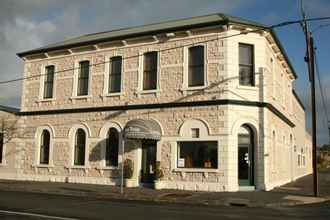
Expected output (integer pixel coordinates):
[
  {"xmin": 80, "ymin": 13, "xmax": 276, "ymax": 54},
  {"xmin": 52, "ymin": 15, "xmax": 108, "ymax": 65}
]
[
  {"xmin": 32, "ymin": 164, "xmax": 54, "ymax": 168},
  {"xmin": 173, "ymin": 168, "xmax": 218, "ymax": 173},
  {"xmin": 135, "ymin": 89, "xmax": 161, "ymax": 97},
  {"xmin": 101, "ymin": 92, "xmax": 123, "ymax": 100},
  {"xmin": 65, "ymin": 165, "xmax": 91, "ymax": 174},
  {"xmin": 69, "ymin": 95, "xmax": 92, "ymax": 101},
  {"xmin": 180, "ymin": 85, "xmax": 207, "ymax": 92},
  {"xmin": 96, "ymin": 166, "xmax": 119, "ymax": 170},
  {"xmin": 236, "ymin": 85, "xmax": 258, "ymax": 91},
  {"xmin": 36, "ymin": 98, "xmax": 56, "ymax": 103}
]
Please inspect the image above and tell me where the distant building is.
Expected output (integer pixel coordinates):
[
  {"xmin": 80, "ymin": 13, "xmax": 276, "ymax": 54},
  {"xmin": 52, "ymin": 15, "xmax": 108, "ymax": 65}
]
[{"xmin": 0, "ymin": 13, "xmax": 312, "ymax": 191}]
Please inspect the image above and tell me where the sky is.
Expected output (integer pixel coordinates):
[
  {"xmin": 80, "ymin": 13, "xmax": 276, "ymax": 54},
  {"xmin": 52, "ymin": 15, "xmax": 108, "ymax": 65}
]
[{"xmin": 0, "ymin": 0, "xmax": 329, "ymax": 145}]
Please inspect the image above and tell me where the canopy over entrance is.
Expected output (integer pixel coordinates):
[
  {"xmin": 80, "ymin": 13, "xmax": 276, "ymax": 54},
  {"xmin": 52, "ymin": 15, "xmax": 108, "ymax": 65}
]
[{"xmin": 123, "ymin": 119, "xmax": 161, "ymax": 140}]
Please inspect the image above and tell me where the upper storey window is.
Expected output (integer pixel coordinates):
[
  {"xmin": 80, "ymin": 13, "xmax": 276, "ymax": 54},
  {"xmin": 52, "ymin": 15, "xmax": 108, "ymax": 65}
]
[
  {"xmin": 108, "ymin": 56, "xmax": 122, "ymax": 93},
  {"xmin": 77, "ymin": 61, "xmax": 90, "ymax": 96},
  {"xmin": 43, "ymin": 65, "xmax": 54, "ymax": 99},
  {"xmin": 188, "ymin": 46, "xmax": 205, "ymax": 87},
  {"xmin": 239, "ymin": 43, "xmax": 254, "ymax": 86},
  {"xmin": 143, "ymin": 51, "xmax": 158, "ymax": 90}
]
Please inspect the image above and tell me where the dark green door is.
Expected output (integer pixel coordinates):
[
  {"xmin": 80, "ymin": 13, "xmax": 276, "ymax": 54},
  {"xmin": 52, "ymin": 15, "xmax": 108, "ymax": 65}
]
[
  {"xmin": 238, "ymin": 125, "xmax": 254, "ymax": 186},
  {"xmin": 141, "ymin": 140, "xmax": 157, "ymax": 184}
]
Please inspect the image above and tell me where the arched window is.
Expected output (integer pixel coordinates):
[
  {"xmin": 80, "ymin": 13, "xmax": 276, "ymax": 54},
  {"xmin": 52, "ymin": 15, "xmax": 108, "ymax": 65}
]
[
  {"xmin": 105, "ymin": 128, "xmax": 119, "ymax": 167},
  {"xmin": 39, "ymin": 130, "xmax": 50, "ymax": 164},
  {"xmin": 74, "ymin": 129, "xmax": 86, "ymax": 166}
]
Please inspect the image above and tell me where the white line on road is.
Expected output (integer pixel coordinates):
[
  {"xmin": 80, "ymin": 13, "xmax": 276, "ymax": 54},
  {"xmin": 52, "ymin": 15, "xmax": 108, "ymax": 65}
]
[{"xmin": 0, "ymin": 209, "xmax": 81, "ymax": 220}]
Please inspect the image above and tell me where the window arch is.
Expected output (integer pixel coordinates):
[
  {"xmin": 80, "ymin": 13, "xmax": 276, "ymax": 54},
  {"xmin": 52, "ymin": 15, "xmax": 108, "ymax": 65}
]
[
  {"xmin": 39, "ymin": 130, "xmax": 50, "ymax": 164},
  {"xmin": 105, "ymin": 128, "xmax": 119, "ymax": 167},
  {"xmin": 74, "ymin": 128, "xmax": 86, "ymax": 166}
]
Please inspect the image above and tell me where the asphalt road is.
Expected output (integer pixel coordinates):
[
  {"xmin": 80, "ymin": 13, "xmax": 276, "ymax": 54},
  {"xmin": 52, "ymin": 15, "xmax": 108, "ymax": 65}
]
[{"xmin": 0, "ymin": 190, "xmax": 329, "ymax": 220}]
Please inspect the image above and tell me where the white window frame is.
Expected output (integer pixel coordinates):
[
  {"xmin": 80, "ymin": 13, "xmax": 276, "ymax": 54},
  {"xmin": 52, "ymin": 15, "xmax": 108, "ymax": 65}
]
[
  {"xmin": 98, "ymin": 122, "xmax": 122, "ymax": 169},
  {"xmin": 72, "ymin": 58, "xmax": 92, "ymax": 99},
  {"xmin": 103, "ymin": 53, "xmax": 124, "ymax": 97},
  {"xmin": 38, "ymin": 63, "xmax": 56, "ymax": 102},
  {"xmin": 182, "ymin": 44, "xmax": 208, "ymax": 91},
  {"xmin": 137, "ymin": 49, "xmax": 161, "ymax": 95},
  {"xmin": 34, "ymin": 125, "xmax": 55, "ymax": 167}
]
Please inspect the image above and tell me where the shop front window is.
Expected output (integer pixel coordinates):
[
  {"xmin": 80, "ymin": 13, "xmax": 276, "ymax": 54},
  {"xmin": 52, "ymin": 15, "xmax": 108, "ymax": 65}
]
[{"xmin": 177, "ymin": 141, "xmax": 217, "ymax": 169}]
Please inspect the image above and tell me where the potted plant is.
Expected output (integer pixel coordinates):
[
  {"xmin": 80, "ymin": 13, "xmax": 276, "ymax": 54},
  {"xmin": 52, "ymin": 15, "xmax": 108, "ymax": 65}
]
[
  {"xmin": 123, "ymin": 159, "xmax": 135, "ymax": 187},
  {"xmin": 154, "ymin": 161, "xmax": 164, "ymax": 189}
]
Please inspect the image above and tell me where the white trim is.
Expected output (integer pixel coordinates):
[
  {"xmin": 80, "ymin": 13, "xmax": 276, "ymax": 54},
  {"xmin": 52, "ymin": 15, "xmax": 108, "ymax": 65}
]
[
  {"xmin": 182, "ymin": 44, "xmax": 208, "ymax": 92},
  {"xmin": 98, "ymin": 121, "xmax": 122, "ymax": 168},
  {"xmin": 68, "ymin": 124, "xmax": 91, "ymax": 167},
  {"xmin": 72, "ymin": 58, "xmax": 92, "ymax": 97},
  {"xmin": 136, "ymin": 49, "xmax": 161, "ymax": 95},
  {"xmin": 103, "ymin": 52, "xmax": 124, "ymax": 97},
  {"xmin": 34, "ymin": 125, "xmax": 55, "ymax": 166}
]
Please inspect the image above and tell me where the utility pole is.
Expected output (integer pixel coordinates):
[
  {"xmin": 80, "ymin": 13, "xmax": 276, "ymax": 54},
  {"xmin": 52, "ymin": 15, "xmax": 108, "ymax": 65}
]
[{"xmin": 303, "ymin": 17, "xmax": 318, "ymax": 197}]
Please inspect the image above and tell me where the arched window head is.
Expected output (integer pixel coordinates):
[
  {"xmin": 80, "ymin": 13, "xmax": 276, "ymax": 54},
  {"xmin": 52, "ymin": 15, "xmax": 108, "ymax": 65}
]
[
  {"xmin": 40, "ymin": 130, "xmax": 50, "ymax": 164},
  {"xmin": 105, "ymin": 128, "xmax": 119, "ymax": 167},
  {"xmin": 74, "ymin": 128, "xmax": 86, "ymax": 166},
  {"xmin": 238, "ymin": 125, "xmax": 253, "ymax": 145}
]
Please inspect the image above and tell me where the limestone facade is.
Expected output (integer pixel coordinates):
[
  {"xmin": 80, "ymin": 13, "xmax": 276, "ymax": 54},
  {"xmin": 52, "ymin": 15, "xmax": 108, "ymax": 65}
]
[{"xmin": 0, "ymin": 18, "xmax": 312, "ymax": 191}]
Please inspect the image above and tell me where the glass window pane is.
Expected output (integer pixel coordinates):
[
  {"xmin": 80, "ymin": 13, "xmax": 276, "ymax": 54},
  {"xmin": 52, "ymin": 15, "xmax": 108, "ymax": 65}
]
[
  {"xmin": 143, "ymin": 52, "xmax": 157, "ymax": 90},
  {"xmin": 177, "ymin": 141, "xmax": 217, "ymax": 169},
  {"xmin": 44, "ymin": 66, "xmax": 54, "ymax": 99},
  {"xmin": 74, "ymin": 129, "xmax": 86, "ymax": 166},
  {"xmin": 239, "ymin": 65, "xmax": 253, "ymax": 86},
  {"xmin": 105, "ymin": 128, "xmax": 119, "ymax": 167},
  {"xmin": 239, "ymin": 44, "xmax": 252, "ymax": 65},
  {"xmin": 109, "ymin": 57, "xmax": 122, "ymax": 93},
  {"xmin": 188, "ymin": 46, "xmax": 204, "ymax": 87},
  {"xmin": 239, "ymin": 44, "xmax": 254, "ymax": 86},
  {"xmin": 40, "ymin": 130, "xmax": 50, "ymax": 164},
  {"xmin": 78, "ymin": 61, "xmax": 89, "ymax": 96}
]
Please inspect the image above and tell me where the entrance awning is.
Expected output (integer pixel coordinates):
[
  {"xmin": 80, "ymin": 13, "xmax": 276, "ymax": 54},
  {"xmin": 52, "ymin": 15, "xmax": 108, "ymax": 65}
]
[{"xmin": 124, "ymin": 119, "xmax": 161, "ymax": 140}]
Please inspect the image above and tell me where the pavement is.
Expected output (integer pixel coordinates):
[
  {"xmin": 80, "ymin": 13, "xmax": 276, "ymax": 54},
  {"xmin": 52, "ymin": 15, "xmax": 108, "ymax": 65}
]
[{"xmin": 0, "ymin": 170, "xmax": 329, "ymax": 208}]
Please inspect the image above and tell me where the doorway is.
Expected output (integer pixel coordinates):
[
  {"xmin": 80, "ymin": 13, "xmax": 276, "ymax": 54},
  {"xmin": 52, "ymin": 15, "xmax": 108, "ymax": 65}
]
[
  {"xmin": 140, "ymin": 139, "xmax": 157, "ymax": 184},
  {"xmin": 238, "ymin": 125, "xmax": 255, "ymax": 186}
]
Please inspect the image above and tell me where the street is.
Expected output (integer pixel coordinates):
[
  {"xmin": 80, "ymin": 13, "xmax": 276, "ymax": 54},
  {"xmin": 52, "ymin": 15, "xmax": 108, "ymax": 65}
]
[{"xmin": 0, "ymin": 190, "xmax": 329, "ymax": 220}]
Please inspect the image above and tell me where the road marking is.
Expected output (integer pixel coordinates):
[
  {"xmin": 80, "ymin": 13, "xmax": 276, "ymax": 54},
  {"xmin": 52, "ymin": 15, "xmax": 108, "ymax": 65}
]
[{"xmin": 0, "ymin": 209, "xmax": 81, "ymax": 220}]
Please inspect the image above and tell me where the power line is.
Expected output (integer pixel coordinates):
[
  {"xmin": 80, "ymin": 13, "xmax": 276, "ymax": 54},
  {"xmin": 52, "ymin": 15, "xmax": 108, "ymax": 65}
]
[
  {"xmin": 314, "ymin": 50, "xmax": 329, "ymax": 122},
  {"xmin": 1, "ymin": 16, "xmax": 330, "ymax": 86}
]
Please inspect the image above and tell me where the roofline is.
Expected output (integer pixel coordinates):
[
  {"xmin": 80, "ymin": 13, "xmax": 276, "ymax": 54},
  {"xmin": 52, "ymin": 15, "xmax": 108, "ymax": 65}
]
[
  {"xmin": 0, "ymin": 105, "xmax": 20, "ymax": 114},
  {"xmin": 292, "ymin": 89, "xmax": 305, "ymax": 110},
  {"xmin": 17, "ymin": 13, "xmax": 297, "ymax": 79}
]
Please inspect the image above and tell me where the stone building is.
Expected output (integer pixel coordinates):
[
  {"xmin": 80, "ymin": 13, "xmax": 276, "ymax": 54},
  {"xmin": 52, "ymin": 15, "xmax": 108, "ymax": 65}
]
[{"xmin": 0, "ymin": 13, "xmax": 312, "ymax": 191}]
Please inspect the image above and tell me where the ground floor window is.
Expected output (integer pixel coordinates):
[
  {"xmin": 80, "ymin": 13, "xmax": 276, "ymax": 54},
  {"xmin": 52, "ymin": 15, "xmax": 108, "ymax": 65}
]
[
  {"xmin": 0, "ymin": 132, "xmax": 3, "ymax": 163},
  {"xmin": 177, "ymin": 141, "xmax": 217, "ymax": 169}
]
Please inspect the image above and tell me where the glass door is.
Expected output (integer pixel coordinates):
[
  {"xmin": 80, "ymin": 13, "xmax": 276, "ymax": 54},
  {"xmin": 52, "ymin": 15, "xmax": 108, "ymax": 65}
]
[
  {"xmin": 238, "ymin": 125, "xmax": 254, "ymax": 186},
  {"xmin": 141, "ymin": 140, "xmax": 156, "ymax": 184}
]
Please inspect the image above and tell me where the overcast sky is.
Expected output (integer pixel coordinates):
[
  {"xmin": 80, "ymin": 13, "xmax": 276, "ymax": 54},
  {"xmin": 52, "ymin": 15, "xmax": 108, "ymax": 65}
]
[{"xmin": 0, "ymin": 0, "xmax": 329, "ymax": 145}]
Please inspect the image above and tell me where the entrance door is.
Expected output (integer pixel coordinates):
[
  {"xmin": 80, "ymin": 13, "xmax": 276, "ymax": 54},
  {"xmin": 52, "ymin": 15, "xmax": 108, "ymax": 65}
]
[
  {"xmin": 238, "ymin": 125, "xmax": 254, "ymax": 186},
  {"xmin": 140, "ymin": 140, "xmax": 157, "ymax": 184}
]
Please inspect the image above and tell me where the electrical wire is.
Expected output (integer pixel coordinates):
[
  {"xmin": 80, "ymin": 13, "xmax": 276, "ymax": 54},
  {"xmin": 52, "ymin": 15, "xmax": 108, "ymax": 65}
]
[{"xmin": 1, "ymin": 16, "xmax": 330, "ymax": 86}]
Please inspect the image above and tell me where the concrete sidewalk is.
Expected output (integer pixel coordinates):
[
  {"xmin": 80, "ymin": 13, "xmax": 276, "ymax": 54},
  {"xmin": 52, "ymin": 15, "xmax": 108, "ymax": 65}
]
[{"xmin": 0, "ymin": 172, "xmax": 329, "ymax": 208}]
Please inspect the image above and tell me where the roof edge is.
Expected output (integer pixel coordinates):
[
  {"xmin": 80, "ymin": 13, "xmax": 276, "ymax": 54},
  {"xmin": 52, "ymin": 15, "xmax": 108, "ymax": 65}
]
[
  {"xmin": 0, "ymin": 105, "xmax": 20, "ymax": 114},
  {"xmin": 292, "ymin": 89, "xmax": 305, "ymax": 110}
]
